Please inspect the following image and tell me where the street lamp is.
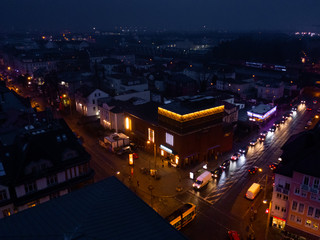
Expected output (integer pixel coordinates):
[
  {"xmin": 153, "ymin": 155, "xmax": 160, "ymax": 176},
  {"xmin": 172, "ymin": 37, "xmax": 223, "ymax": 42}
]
[{"xmin": 147, "ymin": 140, "xmax": 157, "ymax": 170}]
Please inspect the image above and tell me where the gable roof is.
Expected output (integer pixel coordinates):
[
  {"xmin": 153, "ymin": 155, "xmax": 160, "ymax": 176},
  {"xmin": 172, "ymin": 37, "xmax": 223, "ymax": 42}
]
[{"xmin": 0, "ymin": 177, "xmax": 187, "ymax": 240}]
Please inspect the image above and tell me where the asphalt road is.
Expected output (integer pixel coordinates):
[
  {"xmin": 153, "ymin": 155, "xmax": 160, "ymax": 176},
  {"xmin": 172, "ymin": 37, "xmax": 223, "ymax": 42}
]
[{"xmin": 178, "ymin": 103, "xmax": 315, "ymax": 239}]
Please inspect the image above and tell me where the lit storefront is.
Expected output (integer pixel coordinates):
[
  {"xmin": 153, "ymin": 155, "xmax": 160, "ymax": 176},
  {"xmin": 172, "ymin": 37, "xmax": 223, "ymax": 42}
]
[
  {"xmin": 272, "ymin": 216, "xmax": 286, "ymax": 229},
  {"xmin": 247, "ymin": 104, "xmax": 277, "ymax": 122}
]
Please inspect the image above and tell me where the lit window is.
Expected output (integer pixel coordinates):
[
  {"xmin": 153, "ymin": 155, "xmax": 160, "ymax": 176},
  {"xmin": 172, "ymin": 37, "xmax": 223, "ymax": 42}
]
[
  {"xmin": 148, "ymin": 128, "xmax": 155, "ymax": 143},
  {"xmin": 125, "ymin": 117, "xmax": 131, "ymax": 130},
  {"xmin": 305, "ymin": 219, "xmax": 312, "ymax": 227},
  {"xmin": 166, "ymin": 133, "xmax": 174, "ymax": 146}
]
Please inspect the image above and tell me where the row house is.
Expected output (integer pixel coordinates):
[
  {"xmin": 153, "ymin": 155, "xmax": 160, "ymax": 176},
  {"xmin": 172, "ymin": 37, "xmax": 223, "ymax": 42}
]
[
  {"xmin": 270, "ymin": 129, "xmax": 320, "ymax": 240},
  {"xmin": 0, "ymin": 112, "xmax": 94, "ymax": 219}
]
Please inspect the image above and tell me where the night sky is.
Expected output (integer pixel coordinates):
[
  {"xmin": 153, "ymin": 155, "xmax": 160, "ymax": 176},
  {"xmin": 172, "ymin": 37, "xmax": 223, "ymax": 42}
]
[{"xmin": 1, "ymin": 0, "xmax": 320, "ymax": 32}]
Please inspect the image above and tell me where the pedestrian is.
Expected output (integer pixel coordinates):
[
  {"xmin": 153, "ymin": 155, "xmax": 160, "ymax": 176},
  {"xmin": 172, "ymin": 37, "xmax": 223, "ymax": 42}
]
[{"xmin": 137, "ymin": 180, "xmax": 139, "ymax": 187}]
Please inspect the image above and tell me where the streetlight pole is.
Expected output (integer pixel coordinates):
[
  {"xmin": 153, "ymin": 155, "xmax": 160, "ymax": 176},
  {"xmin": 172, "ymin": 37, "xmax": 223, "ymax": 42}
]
[
  {"xmin": 265, "ymin": 201, "xmax": 272, "ymax": 240},
  {"xmin": 153, "ymin": 142, "xmax": 156, "ymax": 169}
]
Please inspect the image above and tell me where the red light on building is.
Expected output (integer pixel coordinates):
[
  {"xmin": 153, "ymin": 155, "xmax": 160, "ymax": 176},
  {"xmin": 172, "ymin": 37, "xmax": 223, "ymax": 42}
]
[{"xmin": 265, "ymin": 208, "xmax": 269, "ymax": 214}]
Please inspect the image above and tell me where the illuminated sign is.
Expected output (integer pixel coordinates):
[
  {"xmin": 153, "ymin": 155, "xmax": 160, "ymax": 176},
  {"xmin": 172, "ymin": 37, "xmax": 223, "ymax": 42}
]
[
  {"xmin": 247, "ymin": 106, "xmax": 277, "ymax": 121},
  {"xmin": 160, "ymin": 145, "xmax": 173, "ymax": 154},
  {"xmin": 158, "ymin": 105, "xmax": 224, "ymax": 122}
]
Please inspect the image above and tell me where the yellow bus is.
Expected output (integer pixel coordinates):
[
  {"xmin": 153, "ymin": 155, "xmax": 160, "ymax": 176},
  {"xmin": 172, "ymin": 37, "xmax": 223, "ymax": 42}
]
[{"xmin": 166, "ymin": 203, "xmax": 196, "ymax": 230}]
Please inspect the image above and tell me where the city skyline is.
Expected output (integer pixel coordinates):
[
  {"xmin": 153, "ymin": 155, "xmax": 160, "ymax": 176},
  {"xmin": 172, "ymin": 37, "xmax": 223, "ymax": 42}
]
[{"xmin": 1, "ymin": 0, "xmax": 320, "ymax": 33}]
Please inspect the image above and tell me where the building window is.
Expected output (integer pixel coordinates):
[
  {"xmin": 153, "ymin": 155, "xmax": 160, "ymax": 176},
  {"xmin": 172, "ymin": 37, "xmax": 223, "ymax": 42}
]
[
  {"xmin": 50, "ymin": 192, "xmax": 60, "ymax": 199},
  {"xmin": 290, "ymin": 215, "xmax": 295, "ymax": 221},
  {"xmin": 276, "ymin": 193, "xmax": 282, "ymax": 199},
  {"xmin": 125, "ymin": 117, "xmax": 132, "ymax": 130},
  {"xmin": 296, "ymin": 217, "xmax": 302, "ymax": 224},
  {"xmin": 148, "ymin": 128, "xmax": 155, "ymax": 143},
  {"xmin": 308, "ymin": 206, "xmax": 314, "ymax": 217},
  {"xmin": 292, "ymin": 201, "xmax": 298, "ymax": 211},
  {"xmin": 275, "ymin": 205, "xmax": 280, "ymax": 211},
  {"xmin": 314, "ymin": 178, "xmax": 319, "ymax": 189},
  {"xmin": 311, "ymin": 193, "xmax": 317, "ymax": 201},
  {"xmin": 304, "ymin": 176, "xmax": 309, "ymax": 186},
  {"xmin": 0, "ymin": 190, "xmax": 7, "ymax": 201},
  {"xmin": 305, "ymin": 219, "xmax": 312, "ymax": 228},
  {"xmin": 281, "ymin": 207, "xmax": 286, "ymax": 213},
  {"xmin": 301, "ymin": 191, "xmax": 307, "ymax": 198},
  {"xmin": 294, "ymin": 187, "xmax": 300, "ymax": 195},
  {"xmin": 166, "ymin": 133, "xmax": 174, "ymax": 146},
  {"xmin": 285, "ymin": 183, "xmax": 290, "ymax": 191},
  {"xmin": 315, "ymin": 209, "xmax": 320, "ymax": 219},
  {"xmin": 92, "ymin": 99, "xmax": 95, "ymax": 104},
  {"xmin": 313, "ymin": 222, "xmax": 319, "ymax": 230},
  {"xmin": 25, "ymin": 182, "xmax": 37, "ymax": 194},
  {"xmin": 298, "ymin": 203, "xmax": 305, "ymax": 213},
  {"xmin": 47, "ymin": 174, "xmax": 58, "ymax": 186},
  {"xmin": 283, "ymin": 195, "xmax": 288, "ymax": 201}
]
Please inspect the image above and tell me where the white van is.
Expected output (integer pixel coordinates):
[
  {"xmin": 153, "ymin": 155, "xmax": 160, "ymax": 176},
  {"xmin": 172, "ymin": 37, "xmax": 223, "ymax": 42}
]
[
  {"xmin": 246, "ymin": 183, "xmax": 261, "ymax": 200},
  {"xmin": 193, "ymin": 171, "xmax": 211, "ymax": 189}
]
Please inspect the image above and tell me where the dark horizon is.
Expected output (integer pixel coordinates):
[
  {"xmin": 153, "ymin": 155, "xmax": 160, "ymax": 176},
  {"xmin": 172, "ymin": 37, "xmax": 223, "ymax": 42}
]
[{"xmin": 1, "ymin": 0, "xmax": 320, "ymax": 33}]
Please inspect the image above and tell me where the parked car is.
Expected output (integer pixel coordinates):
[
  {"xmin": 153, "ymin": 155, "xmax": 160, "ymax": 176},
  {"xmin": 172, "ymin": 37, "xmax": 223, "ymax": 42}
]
[
  {"xmin": 129, "ymin": 142, "xmax": 138, "ymax": 150},
  {"xmin": 249, "ymin": 139, "xmax": 257, "ymax": 146},
  {"xmin": 211, "ymin": 167, "xmax": 223, "ymax": 178},
  {"xmin": 117, "ymin": 145, "xmax": 132, "ymax": 155},
  {"xmin": 248, "ymin": 166, "xmax": 261, "ymax": 174},
  {"xmin": 230, "ymin": 152, "xmax": 241, "ymax": 161},
  {"xmin": 220, "ymin": 160, "xmax": 230, "ymax": 170}
]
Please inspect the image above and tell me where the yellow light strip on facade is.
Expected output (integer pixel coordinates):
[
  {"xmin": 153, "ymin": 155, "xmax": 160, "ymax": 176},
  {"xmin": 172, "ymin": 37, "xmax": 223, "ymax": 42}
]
[{"xmin": 158, "ymin": 105, "xmax": 224, "ymax": 122}]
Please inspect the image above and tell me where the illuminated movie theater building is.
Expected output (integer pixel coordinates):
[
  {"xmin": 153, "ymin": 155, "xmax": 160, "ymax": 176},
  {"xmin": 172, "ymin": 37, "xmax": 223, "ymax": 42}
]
[
  {"xmin": 247, "ymin": 104, "xmax": 277, "ymax": 122},
  {"xmin": 156, "ymin": 96, "xmax": 233, "ymax": 167}
]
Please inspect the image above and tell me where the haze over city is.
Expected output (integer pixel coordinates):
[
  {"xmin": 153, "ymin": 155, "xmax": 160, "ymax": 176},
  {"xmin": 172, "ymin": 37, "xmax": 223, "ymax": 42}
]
[{"xmin": 1, "ymin": 0, "xmax": 320, "ymax": 32}]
